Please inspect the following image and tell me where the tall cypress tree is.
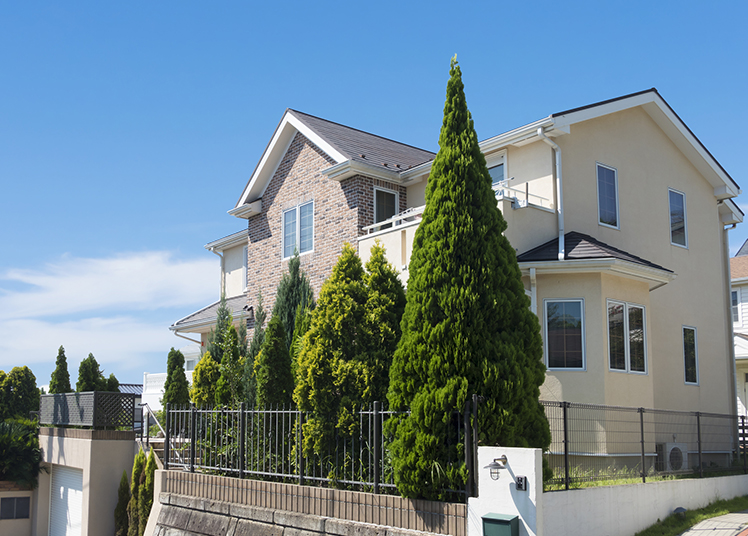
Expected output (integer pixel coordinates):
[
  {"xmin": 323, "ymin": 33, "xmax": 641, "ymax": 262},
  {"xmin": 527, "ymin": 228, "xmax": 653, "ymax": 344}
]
[
  {"xmin": 207, "ymin": 296, "xmax": 232, "ymax": 363},
  {"xmin": 189, "ymin": 351, "xmax": 220, "ymax": 406},
  {"xmin": 163, "ymin": 348, "xmax": 190, "ymax": 406},
  {"xmin": 244, "ymin": 292, "xmax": 267, "ymax": 406},
  {"xmin": 49, "ymin": 346, "xmax": 72, "ymax": 394},
  {"xmin": 387, "ymin": 58, "xmax": 550, "ymax": 500},
  {"xmin": 273, "ymin": 251, "xmax": 315, "ymax": 349},
  {"xmin": 114, "ymin": 470, "xmax": 130, "ymax": 536},
  {"xmin": 76, "ymin": 353, "xmax": 106, "ymax": 392},
  {"xmin": 254, "ymin": 315, "xmax": 294, "ymax": 406}
]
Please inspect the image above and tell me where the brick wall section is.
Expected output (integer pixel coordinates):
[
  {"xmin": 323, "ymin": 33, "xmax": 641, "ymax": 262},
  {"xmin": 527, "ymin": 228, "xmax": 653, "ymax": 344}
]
[
  {"xmin": 245, "ymin": 132, "xmax": 407, "ymax": 332},
  {"xmin": 0, "ymin": 481, "xmax": 32, "ymax": 492}
]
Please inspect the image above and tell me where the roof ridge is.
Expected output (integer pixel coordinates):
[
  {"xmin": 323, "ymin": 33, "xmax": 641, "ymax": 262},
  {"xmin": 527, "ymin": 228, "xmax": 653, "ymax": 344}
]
[
  {"xmin": 551, "ymin": 88, "xmax": 658, "ymax": 118},
  {"xmin": 288, "ymin": 109, "xmax": 435, "ymax": 156}
]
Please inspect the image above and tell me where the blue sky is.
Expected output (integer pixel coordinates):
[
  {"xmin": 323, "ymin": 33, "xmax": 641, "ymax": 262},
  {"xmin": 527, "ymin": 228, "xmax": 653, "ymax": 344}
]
[{"xmin": 1, "ymin": 1, "xmax": 746, "ymax": 386}]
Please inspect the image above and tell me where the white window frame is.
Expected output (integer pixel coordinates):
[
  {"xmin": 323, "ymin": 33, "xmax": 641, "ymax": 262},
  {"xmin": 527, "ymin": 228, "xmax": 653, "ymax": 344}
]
[
  {"xmin": 487, "ymin": 151, "xmax": 507, "ymax": 186},
  {"xmin": 282, "ymin": 201, "xmax": 314, "ymax": 260},
  {"xmin": 668, "ymin": 188, "xmax": 688, "ymax": 248},
  {"xmin": 373, "ymin": 187, "xmax": 399, "ymax": 224},
  {"xmin": 683, "ymin": 325, "xmax": 699, "ymax": 385},
  {"xmin": 243, "ymin": 245, "xmax": 248, "ymax": 292},
  {"xmin": 732, "ymin": 288, "xmax": 741, "ymax": 326},
  {"xmin": 544, "ymin": 298, "xmax": 586, "ymax": 371},
  {"xmin": 606, "ymin": 299, "xmax": 647, "ymax": 375},
  {"xmin": 596, "ymin": 162, "xmax": 620, "ymax": 229}
]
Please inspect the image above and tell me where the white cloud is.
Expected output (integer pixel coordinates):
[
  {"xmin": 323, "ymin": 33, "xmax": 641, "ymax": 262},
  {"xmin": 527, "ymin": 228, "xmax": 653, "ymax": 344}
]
[
  {"xmin": 0, "ymin": 251, "xmax": 217, "ymax": 382},
  {"xmin": 0, "ymin": 251, "xmax": 216, "ymax": 319}
]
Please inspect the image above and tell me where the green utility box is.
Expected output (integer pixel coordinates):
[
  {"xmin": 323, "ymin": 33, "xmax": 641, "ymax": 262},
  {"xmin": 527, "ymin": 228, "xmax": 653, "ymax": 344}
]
[{"xmin": 482, "ymin": 513, "xmax": 519, "ymax": 536}]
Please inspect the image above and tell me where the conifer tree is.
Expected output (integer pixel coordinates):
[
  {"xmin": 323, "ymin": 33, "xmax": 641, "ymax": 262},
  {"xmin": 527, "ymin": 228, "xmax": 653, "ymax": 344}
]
[
  {"xmin": 254, "ymin": 315, "xmax": 294, "ymax": 406},
  {"xmin": 273, "ymin": 251, "xmax": 315, "ymax": 349},
  {"xmin": 189, "ymin": 351, "xmax": 220, "ymax": 406},
  {"xmin": 387, "ymin": 58, "xmax": 550, "ymax": 500},
  {"xmin": 138, "ymin": 449, "xmax": 157, "ymax": 535},
  {"xmin": 49, "ymin": 346, "xmax": 72, "ymax": 394},
  {"xmin": 290, "ymin": 302, "xmax": 312, "ymax": 378},
  {"xmin": 3, "ymin": 367, "xmax": 39, "ymax": 419},
  {"xmin": 363, "ymin": 241, "xmax": 406, "ymax": 401},
  {"xmin": 106, "ymin": 373, "xmax": 120, "ymax": 392},
  {"xmin": 244, "ymin": 292, "xmax": 266, "ymax": 406},
  {"xmin": 294, "ymin": 244, "xmax": 370, "ymax": 456},
  {"xmin": 127, "ymin": 448, "xmax": 146, "ymax": 536},
  {"xmin": 76, "ymin": 353, "xmax": 106, "ymax": 392},
  {"xmin": 207, "ymin": 296, "xmax": 232, "ymax": 363},
  {"xmin": 163, "ymin": 348, "xmax": 190, "ymax": 406},
  {"xmin": 215, "ymin": 326, "xmax": 245, "ymax": 405},
  {"xmin": 114, "ymin": 470, "xmax": 129, "ymax": 536}
]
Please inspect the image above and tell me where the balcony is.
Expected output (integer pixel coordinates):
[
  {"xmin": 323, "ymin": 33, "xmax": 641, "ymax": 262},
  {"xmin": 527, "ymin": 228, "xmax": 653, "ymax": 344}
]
[{"xmin": 39, "ymin": 391, "xmax": 139, "ymax": 429}]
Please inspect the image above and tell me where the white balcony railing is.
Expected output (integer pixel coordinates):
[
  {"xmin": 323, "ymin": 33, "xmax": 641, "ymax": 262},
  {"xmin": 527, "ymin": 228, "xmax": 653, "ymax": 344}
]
[
  {"xmin": 362, "ymin": 205, "xmax": 426, "ymax": 236},
  {"xmin": 493, "ymin": 178, "xmax": 551, "ymax": 209}
]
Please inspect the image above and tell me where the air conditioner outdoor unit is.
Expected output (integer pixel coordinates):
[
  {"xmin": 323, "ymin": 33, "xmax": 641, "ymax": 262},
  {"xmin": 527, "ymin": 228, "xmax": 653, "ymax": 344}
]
[{"xmin": 656, "ymin": 442, "xmax": 689, "ymax": 472}]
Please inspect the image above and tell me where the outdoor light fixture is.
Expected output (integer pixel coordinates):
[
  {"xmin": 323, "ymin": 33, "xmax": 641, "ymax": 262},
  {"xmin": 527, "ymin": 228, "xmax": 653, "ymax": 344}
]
[{"xmin": 484, "ymin": 455, "xmax": 508, "ymax": 480}]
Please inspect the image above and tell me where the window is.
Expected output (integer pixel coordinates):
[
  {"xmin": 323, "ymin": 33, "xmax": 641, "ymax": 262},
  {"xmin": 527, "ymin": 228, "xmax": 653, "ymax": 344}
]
[
  {"xmin": 683, "ymin": 326, "xmax": 698, "ymax": 384},
  {"xmin": 669, "ymin": 189, "xmax": 687, "ymax": 247},
  {"xmin": 374, "ymin": 188, "xmax": 398, "ymax": 228},
  {"xmin": 732, "ymin": 289, "xmax": 740, "ymax": 324},
  {"xmin": 597, "ymin": 163, "xmax": 619, "ymax": 228},
  {"xmin": 607, "ymin": 300, "xmax": 646, "ymax": 373},
  {"xmin": 489, "ymin": 163, "xmax": 505, "ymax": 187},
  {"xmin": 282, "ymin": 201, "xmax": 313, "ymax": 258},
  {"xmin": 545, "ymin": 299, "xmax": 585, "ymax": 369},
  {"xmin": 243, "ymin": 246, "xmax": 248, "ymax": 291},
  {"xmin": 0, "ymin": 497, "xmax": 30, "ymax": 519}
]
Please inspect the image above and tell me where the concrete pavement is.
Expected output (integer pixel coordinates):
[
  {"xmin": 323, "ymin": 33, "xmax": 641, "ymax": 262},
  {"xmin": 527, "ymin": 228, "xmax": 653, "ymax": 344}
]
[{"xmin": 678, "ymin": 510, "xmax": 748, "ymax": 536}]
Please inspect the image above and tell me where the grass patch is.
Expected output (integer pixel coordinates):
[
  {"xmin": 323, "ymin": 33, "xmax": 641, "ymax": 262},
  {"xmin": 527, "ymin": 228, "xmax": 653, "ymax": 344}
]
[{"xmin": 634, "ymin": 495, "xmax": 748, "ymax": 536}]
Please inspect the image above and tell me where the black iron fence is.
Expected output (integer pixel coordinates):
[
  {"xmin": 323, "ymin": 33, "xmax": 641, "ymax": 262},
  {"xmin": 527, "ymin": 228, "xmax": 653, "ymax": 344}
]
[
  {"xmin": 39, "ymin": 391, "xmax": 138, "ymax": 428},
  {"xmin": 163, "ymin": 398, "xmax": 479, "ymax": 501},
  {"xmin": 542, "ymin": 400, "xmax": 747, "ymax": 489}
]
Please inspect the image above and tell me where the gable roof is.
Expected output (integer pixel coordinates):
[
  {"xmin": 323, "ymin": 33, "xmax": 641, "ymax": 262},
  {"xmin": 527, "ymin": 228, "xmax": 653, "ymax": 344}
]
[
  {"xmin": 231, "ymin": 109, "xmax": 434, "ymax": 217},
  {"xmin": 517, "ymin": 231, "xmax": 673, "ymax": 273},
  {"xmin": 737, "ymin": 239, "xmax": 748, "ymax": 258},
  {"xmin": 731, "ymin": 255, "xmax": 748, "ymax": 280}
]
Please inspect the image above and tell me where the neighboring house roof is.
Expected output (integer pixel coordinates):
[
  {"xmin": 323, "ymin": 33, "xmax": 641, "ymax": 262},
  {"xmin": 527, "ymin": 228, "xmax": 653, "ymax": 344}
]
[
  {"xmin": 517, "ymin": 231, "xmax": 673, "ymax": 273},
  {"xmin": 171, "ymin": 294, "xmax": 248, "ymax": 332},
  {"xmin": 731, "ymin": 255, "xmax": 748, "ymax": 280},
  {"xmin": 737, "ymin": 239, "xmax": 748, "ymax": 258},
  {"xmin": 119, "ymin": 383, "xmax": 143, "ymax": 395}
]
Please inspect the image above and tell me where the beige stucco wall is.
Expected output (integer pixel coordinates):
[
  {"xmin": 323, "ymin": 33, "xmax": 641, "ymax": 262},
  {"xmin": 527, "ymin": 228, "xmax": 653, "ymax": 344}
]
[
  {"xmin": 405, "ymin": 178, "xmax": 427, "ymax": 209},
  {"xmin": 38, "ymin": 430, "xmax": 137, "ymax": 536},
  {"xmin": 0, "ymin": 489, "xmax": 33, "ymax": 536},
  {"xmin": 223, "ymin": 244, "xmax": 247, "ymax": 298}
]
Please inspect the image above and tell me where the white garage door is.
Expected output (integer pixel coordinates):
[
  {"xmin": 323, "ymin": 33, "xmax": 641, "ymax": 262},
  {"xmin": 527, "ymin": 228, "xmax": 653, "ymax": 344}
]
[{"xmin": 49, "ymin": 465, "xmax": 83, "ymax": 536}]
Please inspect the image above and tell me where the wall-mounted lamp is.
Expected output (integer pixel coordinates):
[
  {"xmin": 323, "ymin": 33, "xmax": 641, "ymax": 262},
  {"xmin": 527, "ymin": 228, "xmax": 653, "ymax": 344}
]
[{"xmin": 484, "ymin": 455, "xmax": 508, "ymax": 480}]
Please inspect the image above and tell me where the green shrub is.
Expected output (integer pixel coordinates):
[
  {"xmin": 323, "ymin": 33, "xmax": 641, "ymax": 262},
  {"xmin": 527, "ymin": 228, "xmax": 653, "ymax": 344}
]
[{"xmin": 0, "ymin": 418, "xmax": 43, "ymax": 487}]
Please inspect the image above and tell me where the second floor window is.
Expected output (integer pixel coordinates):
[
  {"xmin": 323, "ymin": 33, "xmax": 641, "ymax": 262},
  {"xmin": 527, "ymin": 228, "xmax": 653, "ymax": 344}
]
[
  {"xmin": 669, "ymin": 188, "xmax": 687, "ymax": 247},
  {"xmin": 375, "ymin": 188, "xmax": 398, "ymax": 226},
  {"xmin": 732, "ymin": 290, "xmax": 740, "ymax": 324},
  {"xmin": 597, "ymin": 163, "xmax": 618, "ymax": 228},
  {"xmin": 283, "ymin": 201, "xmax": 313, "ymax": 258}
]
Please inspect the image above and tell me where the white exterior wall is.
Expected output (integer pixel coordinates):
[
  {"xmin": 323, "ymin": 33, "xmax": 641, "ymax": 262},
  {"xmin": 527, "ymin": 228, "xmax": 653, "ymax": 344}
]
[{"xmin": 223, "ymin": 244, "xmax": 247, "ymax": 298}]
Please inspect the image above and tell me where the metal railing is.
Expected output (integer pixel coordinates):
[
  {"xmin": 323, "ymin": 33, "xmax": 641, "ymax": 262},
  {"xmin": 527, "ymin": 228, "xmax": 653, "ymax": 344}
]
[
  {"xmin": 163, "ymin": 397, "xmax": 479, "ymax": 501},
  {"xmin": 542, "ymin": 400, "xmax": 746, "ymax": 490},
  {"xmin": 362, "ymin": 205, "xmax": 425, "ymax": 235},
  {"xmin": 39, "ymin": 391, "xmax": 138, "ymax": 428},
  {"xmin": 493, "ymin": 179, "xmax": 551, "ymax": 209}
]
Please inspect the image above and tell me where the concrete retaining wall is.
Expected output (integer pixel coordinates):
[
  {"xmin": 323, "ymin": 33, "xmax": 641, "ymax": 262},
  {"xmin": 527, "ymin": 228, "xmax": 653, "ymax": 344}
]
[{"xmin": 154, "ymin": 492, "xmax": 448, "ymax": 536}]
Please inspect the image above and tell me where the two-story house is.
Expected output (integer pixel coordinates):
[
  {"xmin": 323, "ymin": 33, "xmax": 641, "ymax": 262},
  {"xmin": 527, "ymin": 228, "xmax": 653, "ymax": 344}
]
[
  {"xmin": 173, "ymin": 88, "xmax": 741, "ymax": 419},
  {"xmin": 731, "ymin": 241, "xmax": 748, "ymax": 416}
]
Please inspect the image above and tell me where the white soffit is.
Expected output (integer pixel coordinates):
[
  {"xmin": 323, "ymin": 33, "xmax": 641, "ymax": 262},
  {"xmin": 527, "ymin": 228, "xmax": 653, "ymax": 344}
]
[{"xmin": 232, "ymin": 111, "xmax": 347, "ymax": 213}]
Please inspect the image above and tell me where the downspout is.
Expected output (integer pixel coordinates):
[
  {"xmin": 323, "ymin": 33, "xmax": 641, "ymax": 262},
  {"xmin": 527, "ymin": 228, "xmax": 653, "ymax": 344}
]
[
  {"xmin": 723, "ymin": 224, "xmax": 738, "ymax": 426},
  {"xmin": 208, "ymin": 247, "xmax": 225, "ymax": 297},
  {"xmin": 537, "ymin": 127, "xmax": 565, "ymax": 261},
  {"xmin": 530, "ymin": 268, "xmax": 537, "ymax": 316}
]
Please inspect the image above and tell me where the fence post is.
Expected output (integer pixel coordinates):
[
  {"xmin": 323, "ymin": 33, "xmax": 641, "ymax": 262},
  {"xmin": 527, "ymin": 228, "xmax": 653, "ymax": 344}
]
[
  {"xmin": 472, "ymin": 394, "xmax": 479, "ymax": 497},
  {"xmin": 92, "ymin": 391, "xmax": 99, "ymax": 429},
  {"xmin": 145, "ymin": 408, "xmax": 150, "ymax": 450},
  {"xmin": 298, "ymin": 410, "xmax": 305, "ymax": 486},
  {"xmin": 373, "ymin": 401, "xmax": 381, "ymax": 495},
  {"xmin": 464, "ymin": 401, "xmax": 473, "ymax": 498},
  {"xmin": 696, "ymin": 412, "xmax": 703, "ymax": 478},
  {"xmin": 239, "ymin": 402, "xmax": 246, "ymax": 479},
  {"xmin": 562, "ymin": 402, "xmax": 570, "ymax": 491},
  {"xmin": 742, "ymin": 416, "xmax": 747, "ymax": 475},
  {"xmin": 639, "ymin": 407, "xmax": 646, "ymax": 483},
  {"xmin": 164, "ymin": 403, "xmax": 170, "ymax": 471},
  {"xmin": 190, "ymin": 403, "xmax": 196, "ymax": 473}
]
